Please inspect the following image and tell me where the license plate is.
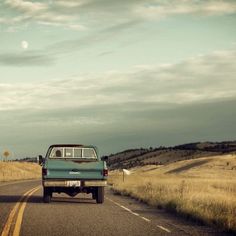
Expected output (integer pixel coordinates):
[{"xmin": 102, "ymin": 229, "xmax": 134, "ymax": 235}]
[{"xmin": 66, "ymin": 180, "xmax": 81, "ymax": 187}]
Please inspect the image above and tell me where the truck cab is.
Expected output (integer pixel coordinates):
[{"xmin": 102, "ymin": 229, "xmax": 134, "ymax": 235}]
[{"xmin": 41, "ymin": 144, "xmax": 108, "ymax": 204}]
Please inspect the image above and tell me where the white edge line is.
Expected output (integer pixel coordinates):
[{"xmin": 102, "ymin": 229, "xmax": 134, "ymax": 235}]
[
  {"xmin": 157, "ymin": 225, "xmax": 171, "ymax": 233},
  {"xmin": 141, "ymin": 216, "xmax": 150, "ymax": 222},
  {"xmin": 106, "ymin": 197, "xmax": 171, "ymax": 233}
]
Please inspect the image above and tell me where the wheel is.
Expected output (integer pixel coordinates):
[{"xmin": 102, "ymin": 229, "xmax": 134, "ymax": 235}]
[
  {"xmin": 96, "ymin": 187, "xmax": 104, "ymax": 204},
  {"xmin": 43, "ymin": 187, "xmax": 52, "ymax": 203},
  {"xmin": 92, "ymin": 191, "xmax": 97, "ymax": 199}
]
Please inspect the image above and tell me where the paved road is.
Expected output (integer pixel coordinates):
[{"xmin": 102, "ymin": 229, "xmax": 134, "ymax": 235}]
[{"xmin": 0, "ymin": 180, "xmax": 230, "ymax": 236}]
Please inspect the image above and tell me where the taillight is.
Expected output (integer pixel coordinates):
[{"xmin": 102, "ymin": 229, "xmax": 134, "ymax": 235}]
[
  {"xmin": 103, "ymin": 169, "xmax": 108, "ymax": 176},
  {"xmin": 42, "ymin": 168, "xmax": 47, "ymax": 176}
]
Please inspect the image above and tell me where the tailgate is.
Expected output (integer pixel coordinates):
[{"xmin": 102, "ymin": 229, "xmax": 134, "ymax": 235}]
[{"xmin": 44, "ymin": 159, "xmax": 105, "ymax": 180}]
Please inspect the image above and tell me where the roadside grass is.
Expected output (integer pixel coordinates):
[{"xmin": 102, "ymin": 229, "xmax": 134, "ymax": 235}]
[
  {"xmin": 108, "ymin": 154, "xmax": 236, "ymax": 233},
  {"xmin": 0, "ymin": 161, "xmax": 41, "ymax": 182}
]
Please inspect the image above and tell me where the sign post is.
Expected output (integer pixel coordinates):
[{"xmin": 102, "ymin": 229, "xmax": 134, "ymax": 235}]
[{"xmin": 122, "ymin": 169, "xmax": 131, "ymax": 182}]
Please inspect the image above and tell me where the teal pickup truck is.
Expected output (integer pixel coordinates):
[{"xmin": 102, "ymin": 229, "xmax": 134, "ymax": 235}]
[{"xmin": 39, "ymin": 144, "xmax": 108, "ymax": 204}]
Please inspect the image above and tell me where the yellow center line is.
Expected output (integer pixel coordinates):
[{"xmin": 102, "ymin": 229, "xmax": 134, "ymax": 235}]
[
  {"xmin": 13, "ymin": 186, "xmax": 40, "ymax": 236},
  {"xmin": 1, "ymin": 186, "xmax": 40, "ymax": 236}
]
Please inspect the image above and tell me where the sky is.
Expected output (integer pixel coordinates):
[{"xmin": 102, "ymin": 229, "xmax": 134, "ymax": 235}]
[{"xmin": 0, "ymin": 0, "xmax": 236, "ymax": 158}]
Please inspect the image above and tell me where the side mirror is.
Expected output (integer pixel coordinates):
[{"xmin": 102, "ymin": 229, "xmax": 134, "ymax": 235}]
[
  {"xmin": 38, "ymin": 155, "xmax": 44, "ymax": 165},
  {"xmin": 101, "ymin": 156, "xmax": 108, "ymax": 161}
]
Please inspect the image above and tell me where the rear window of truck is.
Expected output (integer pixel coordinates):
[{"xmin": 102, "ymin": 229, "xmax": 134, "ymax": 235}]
[{"xmin": 49, "ymin": 147, "xmax": 97, "ymax": 159}]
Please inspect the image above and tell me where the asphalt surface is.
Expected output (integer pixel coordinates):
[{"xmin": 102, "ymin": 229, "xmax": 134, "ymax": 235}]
[{"xmin": 0, "ymin": 180, "xmax": 231, "ymax": 236}]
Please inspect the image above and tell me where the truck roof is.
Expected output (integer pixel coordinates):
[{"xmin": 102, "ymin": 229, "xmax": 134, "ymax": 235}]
[{"xmin": 49, "ymin": 144, "xmax": 96, "ymax": 148}]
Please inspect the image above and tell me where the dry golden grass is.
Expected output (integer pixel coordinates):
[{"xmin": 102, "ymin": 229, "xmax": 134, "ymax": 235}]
[
  {"xmin": 0, "ymin": 161, "xmax": 41, "ymax": 182},
  {"xmin": 109, "ymin": 154, "xmax": 236, "ymax": 233}
]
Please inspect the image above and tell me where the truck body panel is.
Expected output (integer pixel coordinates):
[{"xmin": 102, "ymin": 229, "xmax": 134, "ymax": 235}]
[{"xmin": 41, "ymin": 144, "xmax": 108, "ymax": 203}]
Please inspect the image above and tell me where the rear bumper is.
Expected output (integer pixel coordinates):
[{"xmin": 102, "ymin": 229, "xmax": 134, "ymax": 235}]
[{"xmin": 43, "ymin": 179, "xmax": 107, "ymax": 187}]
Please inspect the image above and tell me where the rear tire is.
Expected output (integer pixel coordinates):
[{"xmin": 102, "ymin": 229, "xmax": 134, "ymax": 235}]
[
  {"xmin": 96, "ymin": 187, "xmax": 104, "ymax": 204},
  {"xmin": 92, "ymin": 191, "xmax": 97, "ymax": 199},
  {"xmin": 43, "ymin": 187, "xmax": 52, "ymax": 203}
]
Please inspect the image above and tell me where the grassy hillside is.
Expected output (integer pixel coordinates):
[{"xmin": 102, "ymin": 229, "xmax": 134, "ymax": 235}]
[
  {"xmin": 0, "ymin": 162, "xmax": 41, "ymax": 182},
  {"xmin": 109, "ymin": 154, "xmax": 236, "ymax": 233},
  {"xmin": 106, "ymin": 141, "xmax": 236, "ymax": 169}
]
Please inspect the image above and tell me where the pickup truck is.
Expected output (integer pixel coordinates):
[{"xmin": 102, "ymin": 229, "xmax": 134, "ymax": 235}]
[{"xmin": 39, "ymin": 144, "xmax": 108, "ymax": 204}]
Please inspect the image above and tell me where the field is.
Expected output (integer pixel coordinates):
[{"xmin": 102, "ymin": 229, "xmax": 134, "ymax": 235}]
[
  {"xmin": 108, "ymin": 154, "xmax": 236, "ymax": 233},
  {"xmin": 0, "ymin": 162, "xmax": 41, "ymax": 182}
]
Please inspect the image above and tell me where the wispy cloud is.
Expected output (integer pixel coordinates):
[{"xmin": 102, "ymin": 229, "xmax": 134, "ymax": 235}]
[
  {"xmin": 0, "ymin": 17, "xmax": 139, "ymax": 66},
  {"xmin": 47, "ymin": 19, "xmax": 141, "ymax": 54},
  {"xmin": 1, "ymin": 0, "xmax": 236, "ymax": 31},
  {"xmin": 134, "ymin": 0, "xmax": 236, "ymax": 19},
  {"xmin": 97, "ymin": 51, "xmax": 114, "ymax": 57},
  {"xmin": 0, "ymin": 48, "xmax": 235, "ymax": 110},
  {"xmin": 0, "ymin": 51, "xmax": 54, "ymax": 66},
  {"xmin": 55, "ymin": 0, "xmax": 84, "ymax": 8},
  {"xmin": 5, "ymin": 0, "xmax": 48, "ymax": 13},
  {"xmin": 54, "ymin": 0, "xmax": 236, "ymax": 16},
  {"xmin": 2, "ymin": 0, "xmax": 78, "ymax": 30},
  {"xmin": 1, "ymin": 47, "xmax": 236, "ymax": 155}
]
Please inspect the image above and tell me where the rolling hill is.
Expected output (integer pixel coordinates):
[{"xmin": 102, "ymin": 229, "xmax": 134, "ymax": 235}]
[{"xmin": 106, "ymin": 141, "xmax": 236, "ymax": 169}]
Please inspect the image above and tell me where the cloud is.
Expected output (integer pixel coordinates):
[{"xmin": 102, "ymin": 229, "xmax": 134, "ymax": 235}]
[
  {"xmin": 46, "ymin": 18, "xmax": 141, "ymax": 54},
  {"xmin": 53, "ymin": 0, "xmax": 236, "ymax": 16},
  {"xmin": 55, "ymin": 0, "xmax": 84, "ymax": 8},
  {"xmin": 1, "ymin": 0, "xmax": 236, "ymax": 31},
  {"xmin": 5, "ymin": 0, "xmax": 48, "ymax": 13},
  {"xmin": 0, "ymin": 48, "xmax": 236, "ymax": 156},
  {"xmin": 1, "ymin": 98, "xmax": 236, "ymax": 156},
  {"xmin": 0, "ymin": 51, "xmax": 54, "ymax": 66},
  {"xmin": 133, "ymin": 0, "xmax": 236, "ymax": 19},
  {"xmin": 0, "ymin": 48, "xmax": 235, "ymax": 109},
  {"xmin": 52, "ymin": 0, "xmax": 236, "ymax": 23},
  {"xmin": 37, "ymin": 21, "xmax": 86, "ymax": 31},
  {"xmin": 97, "ymin": 51, "xmax": 114, "ymax": 57},
  {"xmin": 2, "ymin": 0, "xmax": 77, "ymax": 29}
]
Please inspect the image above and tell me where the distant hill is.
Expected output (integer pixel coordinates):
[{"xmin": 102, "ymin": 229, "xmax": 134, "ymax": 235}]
[{"xmin": 105, "ymin": 141, "xmax": 236, "ymax": 169}]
